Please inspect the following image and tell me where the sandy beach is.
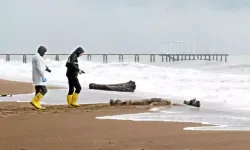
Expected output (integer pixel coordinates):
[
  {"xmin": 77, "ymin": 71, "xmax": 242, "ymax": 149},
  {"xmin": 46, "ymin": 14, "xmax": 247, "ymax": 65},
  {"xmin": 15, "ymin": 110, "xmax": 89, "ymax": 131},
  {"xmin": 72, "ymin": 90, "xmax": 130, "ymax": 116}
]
[{"xmin": 1, "ymin": 79, "xmax": 250, "ymax": 150}]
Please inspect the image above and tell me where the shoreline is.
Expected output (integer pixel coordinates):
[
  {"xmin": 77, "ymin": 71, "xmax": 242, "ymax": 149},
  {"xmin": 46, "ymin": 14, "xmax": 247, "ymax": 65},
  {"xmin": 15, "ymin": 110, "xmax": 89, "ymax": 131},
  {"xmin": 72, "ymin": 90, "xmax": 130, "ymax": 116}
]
[{"xmin": 1, "ymin": 79, "xmax": 250, "ymax": 149}]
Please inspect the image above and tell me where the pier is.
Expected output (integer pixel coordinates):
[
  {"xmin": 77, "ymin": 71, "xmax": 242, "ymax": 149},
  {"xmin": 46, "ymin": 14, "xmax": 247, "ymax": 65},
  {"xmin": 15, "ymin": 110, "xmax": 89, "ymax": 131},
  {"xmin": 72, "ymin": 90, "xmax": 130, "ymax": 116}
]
[{"xmin": 0, "ymin": 53, "xmax": 229, "ymax": 63}]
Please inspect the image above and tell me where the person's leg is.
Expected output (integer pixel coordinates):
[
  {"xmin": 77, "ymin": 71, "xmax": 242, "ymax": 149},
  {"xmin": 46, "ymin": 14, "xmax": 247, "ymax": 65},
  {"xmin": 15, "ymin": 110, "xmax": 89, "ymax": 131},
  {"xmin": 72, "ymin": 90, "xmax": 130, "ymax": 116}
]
[
  {"xmin": 67, "ymin": 76, "xmax": 75, "ymax": 95},
  {"xmin": 71, "ymin": 77, "xmax": 82, "ymax": 107},
  {"xmin": 35, "ymin": 86, "xmax": 48, "ymax": 95},
  {"xmin": 35, "ymin": 86, "xmax": 40, "ymax": 96},
  {"xmin": 67, "ymin": 76, "xmax": 75, "ymax": 107},
  {"xmin": 30, "ymin": 85, "xmax": 48, "ymax": 109},
  {"xmin": 74, "ymin": 78, "xmax": 82, "ymax": 94}
]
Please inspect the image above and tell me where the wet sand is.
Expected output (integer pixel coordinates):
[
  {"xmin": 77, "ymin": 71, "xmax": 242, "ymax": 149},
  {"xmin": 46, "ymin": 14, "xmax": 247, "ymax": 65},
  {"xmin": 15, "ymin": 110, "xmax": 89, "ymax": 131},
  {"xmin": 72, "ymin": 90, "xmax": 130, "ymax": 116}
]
[
  {"xmin": 0, "ymin": 79, "xmax": 64, "ymax": 95},
  {"xmin": 1, "ymin": 79, "xmax": 250, "ymax": 150}
]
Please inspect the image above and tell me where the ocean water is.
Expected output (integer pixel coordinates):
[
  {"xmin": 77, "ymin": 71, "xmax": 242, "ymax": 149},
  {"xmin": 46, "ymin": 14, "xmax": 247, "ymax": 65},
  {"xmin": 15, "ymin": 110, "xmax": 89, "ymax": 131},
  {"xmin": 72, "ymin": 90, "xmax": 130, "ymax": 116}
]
[{"xmin": 1, "ymin": 54, "xmax": 250, "ymax": 131}]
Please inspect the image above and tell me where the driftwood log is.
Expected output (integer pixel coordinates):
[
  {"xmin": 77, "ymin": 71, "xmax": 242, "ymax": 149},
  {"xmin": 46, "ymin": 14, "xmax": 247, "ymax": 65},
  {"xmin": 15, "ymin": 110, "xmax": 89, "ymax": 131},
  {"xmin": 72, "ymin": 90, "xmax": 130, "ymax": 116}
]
[
  {"xmin": 0, "ymin": 95, "xmax": 12, "ymax": 97},
  {"xmin": 89, "ymin": 80, "xmax": 136, "ymax": 92},
  {"xmin": 109, "ymin": 98, "xmax": 172, "ymax": 106},
  {"xmin": 183, "ymin": 98, "xmax": 200, "ymax": 107}
]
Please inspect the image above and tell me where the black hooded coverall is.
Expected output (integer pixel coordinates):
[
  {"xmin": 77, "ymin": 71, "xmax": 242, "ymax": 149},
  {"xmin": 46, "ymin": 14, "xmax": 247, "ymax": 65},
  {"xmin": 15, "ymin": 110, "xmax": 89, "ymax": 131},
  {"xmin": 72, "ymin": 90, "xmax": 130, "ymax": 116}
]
[
  {"xmin": 35, "ymin": 46, "xmax": 51, "ymax": 96},
  {"xmin": 65, "ymin": 47, "xmax": 84, "ymax": 95}
]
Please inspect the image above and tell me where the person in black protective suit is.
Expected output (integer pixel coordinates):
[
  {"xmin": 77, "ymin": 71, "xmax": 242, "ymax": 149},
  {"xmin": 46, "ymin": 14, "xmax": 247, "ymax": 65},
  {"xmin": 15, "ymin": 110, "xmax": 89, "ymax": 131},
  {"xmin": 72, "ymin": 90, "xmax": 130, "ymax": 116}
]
[
  {"xmin": 66, "ymin": 47, "xmax": 85, "ymax": 107},
  {"xmin": 30, "ymin": 46, "xmax": 52, "ymax": 109}
]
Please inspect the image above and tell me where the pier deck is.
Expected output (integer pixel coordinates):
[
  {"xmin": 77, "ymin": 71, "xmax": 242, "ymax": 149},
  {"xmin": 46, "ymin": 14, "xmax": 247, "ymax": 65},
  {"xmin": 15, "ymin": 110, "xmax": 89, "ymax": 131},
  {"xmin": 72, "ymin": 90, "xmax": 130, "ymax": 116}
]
[{"xmin": 0, "ymin": 53, "xmax": 229, "ymax": 63}]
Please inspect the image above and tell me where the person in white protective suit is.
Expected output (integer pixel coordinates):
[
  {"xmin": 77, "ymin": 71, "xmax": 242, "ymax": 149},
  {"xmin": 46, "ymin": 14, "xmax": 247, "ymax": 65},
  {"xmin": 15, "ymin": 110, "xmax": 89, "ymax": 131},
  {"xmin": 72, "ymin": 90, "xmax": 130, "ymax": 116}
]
[{"xmin": 30, "ymin": 46, "xmax": 51, "ymax": 109}]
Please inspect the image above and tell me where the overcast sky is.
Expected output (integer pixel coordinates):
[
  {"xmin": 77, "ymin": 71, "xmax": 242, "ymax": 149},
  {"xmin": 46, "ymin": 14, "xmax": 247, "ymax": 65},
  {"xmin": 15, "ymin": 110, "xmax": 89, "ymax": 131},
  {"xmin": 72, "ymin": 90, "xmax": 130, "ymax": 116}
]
[{"xmin": 0, "ymin": 0, "xmax": 249, "ymax": 54}]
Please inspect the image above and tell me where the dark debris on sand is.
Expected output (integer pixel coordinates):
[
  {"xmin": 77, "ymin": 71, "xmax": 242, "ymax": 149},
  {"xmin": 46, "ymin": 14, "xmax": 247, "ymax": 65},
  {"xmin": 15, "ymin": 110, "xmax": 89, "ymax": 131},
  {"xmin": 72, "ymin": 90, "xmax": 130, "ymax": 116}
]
[{"xmin": 0, "ymin": 102, "xmax": 152, "ymax": 117}]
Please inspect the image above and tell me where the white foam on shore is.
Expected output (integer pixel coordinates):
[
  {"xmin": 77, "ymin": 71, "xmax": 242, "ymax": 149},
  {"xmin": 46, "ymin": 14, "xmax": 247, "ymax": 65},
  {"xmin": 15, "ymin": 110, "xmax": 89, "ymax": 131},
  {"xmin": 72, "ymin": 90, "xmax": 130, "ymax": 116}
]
[
  {"xmin": 149, "ymin": 107, "xmax": 164, "ymax": 112},
  {"xmin": 96, "ymin": 108, "xmax": 250, "ymax": 131}
]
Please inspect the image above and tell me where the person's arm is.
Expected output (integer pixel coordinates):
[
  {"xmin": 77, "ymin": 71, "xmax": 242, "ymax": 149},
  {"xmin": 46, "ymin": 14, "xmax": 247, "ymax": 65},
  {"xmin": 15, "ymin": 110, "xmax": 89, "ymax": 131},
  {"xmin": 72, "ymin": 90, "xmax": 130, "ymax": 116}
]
[
  {"xmin": 69, "ymin": 53, "xmax": 80, "ymax": 72},
  {"xmin": 34, "ymin": 56, "xmax": 45, "ymax": 78}
]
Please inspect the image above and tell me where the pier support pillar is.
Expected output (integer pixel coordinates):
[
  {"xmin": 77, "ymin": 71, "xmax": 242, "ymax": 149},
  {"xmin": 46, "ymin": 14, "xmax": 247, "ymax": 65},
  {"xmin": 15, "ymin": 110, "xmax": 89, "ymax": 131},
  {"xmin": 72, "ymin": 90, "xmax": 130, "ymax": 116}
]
[
  {"xmin": 87, "ymin": 54, "xmax": 92, "ymax": 61},
  {"xmin": 6, "ymin": 54, "xmax": 10, "ymax": 61},
  {"xmin": 150, "ymin": 54, "xmax": 155, "ymax": 62},
  {"xmin": 23, "ymin": 55, "xmax": 27, "ymax": 63},
  {"xmin": 119, "ymin": 54, "xmax": 124, "ymax": 62},
  {"xmin": 103, "ymin": 54, "xmax": 108, "ymax": 63},
  {"xmin": 165, "ymin": 55, "xmax": 169, "ymax": 62},
  {"xmin": 134, "ymin": 54, "xmax": 139, "ymax": 62},
  {"xmin": 55, "ymin": 55, "xmax": 59, "ymax": 61}
]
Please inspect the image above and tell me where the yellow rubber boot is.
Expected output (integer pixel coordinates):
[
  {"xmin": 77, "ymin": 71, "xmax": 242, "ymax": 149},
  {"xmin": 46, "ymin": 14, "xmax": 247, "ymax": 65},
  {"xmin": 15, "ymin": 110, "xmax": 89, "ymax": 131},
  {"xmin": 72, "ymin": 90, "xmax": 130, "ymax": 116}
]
[
  {"xmin": 30, "ymin": 93, "xmax": 45, "ymax": 110},
  {"xmin": 71, "ymin": 93, "xmax": 80, "ymax": 107},
  {"xmin": 67, "ymin": 95, "xmax": 73, "ymax": 107}
]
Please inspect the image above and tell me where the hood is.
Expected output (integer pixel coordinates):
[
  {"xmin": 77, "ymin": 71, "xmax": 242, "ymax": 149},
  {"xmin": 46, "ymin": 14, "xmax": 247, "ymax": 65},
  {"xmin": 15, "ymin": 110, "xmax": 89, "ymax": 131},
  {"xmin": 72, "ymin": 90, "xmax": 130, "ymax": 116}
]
[
  {"xmin": 37, "ymin": 46, "xmax": 47, "ymax": 57},
  {"xmin": 73, "ymin": 47, "xmax": 84, "ymax": 57}
]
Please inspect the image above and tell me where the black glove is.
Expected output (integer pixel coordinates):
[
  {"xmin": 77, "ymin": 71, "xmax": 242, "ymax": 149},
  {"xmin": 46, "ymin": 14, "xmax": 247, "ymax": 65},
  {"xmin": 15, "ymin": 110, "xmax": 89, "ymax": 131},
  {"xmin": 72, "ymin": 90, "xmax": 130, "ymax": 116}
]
[
  {"xmin": 80, "ymin": 70, "xmax": 85, "ymax": 74},
  {"xmin": 46, "ymin": 67, "xmax": 51, "ymax": 73}
]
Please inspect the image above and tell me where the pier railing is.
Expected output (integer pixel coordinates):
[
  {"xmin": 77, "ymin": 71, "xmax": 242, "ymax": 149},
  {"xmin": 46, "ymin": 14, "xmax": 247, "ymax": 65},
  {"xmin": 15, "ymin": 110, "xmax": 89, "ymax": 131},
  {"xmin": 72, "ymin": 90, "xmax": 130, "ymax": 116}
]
[{"xmin": 0, "ymin": 53, "xmax": 229, "ymax": 63}]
